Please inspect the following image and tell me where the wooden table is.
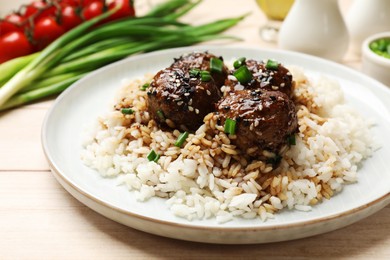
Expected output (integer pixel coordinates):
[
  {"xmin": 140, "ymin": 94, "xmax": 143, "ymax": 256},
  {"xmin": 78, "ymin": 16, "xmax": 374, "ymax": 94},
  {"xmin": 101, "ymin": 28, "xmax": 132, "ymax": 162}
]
[{"xmin": 1, "ymin": 0, "xmax": 389, "ymax": 258}]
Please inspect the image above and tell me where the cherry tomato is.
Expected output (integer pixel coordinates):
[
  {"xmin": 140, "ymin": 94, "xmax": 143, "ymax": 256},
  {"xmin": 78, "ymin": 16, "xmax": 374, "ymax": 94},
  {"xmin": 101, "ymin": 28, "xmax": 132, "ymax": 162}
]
[
  {"xmin": 0, "ymin": 14, "xmax": 24, "ymax": 36},
  {"xmin": 0, "ymin": 31, "xmax": 33, "ymax": 63},
  {"xmin": 33, "ymin": 16, "xmax": 65, "ymax": 50},
  {"xmin": 107, "ymin": 0, "xmax": 135, "ymax": 22},
  {"xmin": 81, "ymin": 0, "xmax": 104, "ymax": 8},
  {"xmin": 24, "ymin": 1, "xmax": 57, "ymax": 22},
  {"xmin": 82, "ymin": 1, "xmax": 105, "ymax": 20},
  {"xmin": 60, "ymin": 0, "xmax": 82, "ymax": 7},
  {"xmin": 60, "ymin": 5, "xmax": 83, "ymax": 31}
]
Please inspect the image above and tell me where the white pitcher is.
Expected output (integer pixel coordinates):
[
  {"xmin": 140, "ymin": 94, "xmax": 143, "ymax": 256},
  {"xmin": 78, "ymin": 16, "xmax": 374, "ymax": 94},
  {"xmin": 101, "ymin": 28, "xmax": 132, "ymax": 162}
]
[
  {"xmin": 278, "ymin": 0, "xmax": 349, "ymax": 61},
  {"xmin": 346, "ymin": 0, "xmax": 390, "ymax": 54}
]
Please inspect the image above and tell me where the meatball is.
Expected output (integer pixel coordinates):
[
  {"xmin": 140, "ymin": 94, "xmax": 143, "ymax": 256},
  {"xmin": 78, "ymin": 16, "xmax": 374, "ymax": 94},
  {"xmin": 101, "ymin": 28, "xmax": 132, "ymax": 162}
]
[
  {"xmin": 147, "ymin": 66, "xmax": 221, "ymax": 131},
  {"xmin": 216, "ymin": 89, "xmax": 298, "ymax": 156},
  {"xmin": 225, "ymin": 59, "xmax": 293, "ymax": 97},
  {"xmin": 171, "ymin": 52, "xmax": 228, "ymax": 87}
]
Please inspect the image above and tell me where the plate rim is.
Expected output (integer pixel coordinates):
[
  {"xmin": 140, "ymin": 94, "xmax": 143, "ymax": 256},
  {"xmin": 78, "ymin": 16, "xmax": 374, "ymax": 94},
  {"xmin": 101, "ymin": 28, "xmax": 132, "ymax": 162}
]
[{"xmin": 41, "ymin": 45, "xmax": 390, "ymax": 234}]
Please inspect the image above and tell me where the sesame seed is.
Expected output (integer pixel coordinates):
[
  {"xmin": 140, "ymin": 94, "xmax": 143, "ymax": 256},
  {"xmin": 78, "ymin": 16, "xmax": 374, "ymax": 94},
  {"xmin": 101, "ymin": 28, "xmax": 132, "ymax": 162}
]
[
  {"xmin": 272, "ymin": 86, "xmax": 279, "ymax": 90},
  {"xmin": 195, "ymin": 109, "xmax": 199, "ymax": 114},
  {"xmin": 280, "ymin": 83, "xmax": 285, "ymax": 87},
  {"xmin": 184, "ymin": 93, "xmax": 190, "ymax": 96},
  {"xmin": 206, "ymin": 90, "xmax": 211, "ymax": 96},
  {"xmin": 188, "ymin": 99, "xmax": 193, "ymax": 105},
  {"xmin": 177, "ymin": 101, "xmax": 183, "ymax": 106},
  {"xmin": 188, "ymin": 106, "xmax": 194, "ymax": 111}
]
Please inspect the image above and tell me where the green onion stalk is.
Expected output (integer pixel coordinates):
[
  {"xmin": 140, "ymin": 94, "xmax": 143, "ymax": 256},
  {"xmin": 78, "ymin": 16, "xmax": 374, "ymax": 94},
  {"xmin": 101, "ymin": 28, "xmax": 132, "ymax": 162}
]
[{"xmin": 0, "ymin": 0, "xmax": 246, "ymax": 111}]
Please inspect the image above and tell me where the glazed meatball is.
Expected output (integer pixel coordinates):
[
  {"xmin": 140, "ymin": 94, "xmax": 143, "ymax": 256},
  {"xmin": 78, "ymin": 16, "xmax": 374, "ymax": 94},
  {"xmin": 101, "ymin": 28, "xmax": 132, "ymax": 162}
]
[
  {"xmin": 171, "ymin": 52, "xmax": 228, "ymax": 87},
  {"xmin": 225, "ymin": 59, "xmax": 294, "ymax": 98},
  {"xmin": 147, "ymin": 66, "xmax": 221, "ymax": 131},
  {"xmin": 216, "ymin": 89, "xmax": 298, "ymax": 156}
]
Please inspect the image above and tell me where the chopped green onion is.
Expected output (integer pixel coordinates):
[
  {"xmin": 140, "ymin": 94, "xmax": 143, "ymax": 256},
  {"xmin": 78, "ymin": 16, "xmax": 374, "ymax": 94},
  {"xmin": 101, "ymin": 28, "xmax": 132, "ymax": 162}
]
[
  {"xmin": 369, "ymin": 38, "xmax": 390, "ymax": 59},
  {"xmin": 266, "ymin": 154, "xmax": 282, "ymax": 166},
  {"xmin": 121, "ymin": 107, "xmax": 134, "ymax": 114},
  {"xmin": 200, "ymin": 70, "xmax": 212, "ymax": 82},
  {"xmin": 147, "ymin": 149, "xmax": 160, "ymax": 162},
  {"xmin": 210, "ymin": 57, "xmax": 223, "ymax": 73},
  {"xmin": 233, "ymin": 66, "xmax": 252, "ymax": 84},
  {"xmin": 287, "ymin": 134, "xmax": 296, "ymax": 145},
  {"xmin": 190, "ymin": 68, "xmax": 200, "ymax": 77},
  {"xmin": 156, "ymin": 109, "xmax": 165, "ymax": 122},
  {"xmin": 174, "ymin": 131, "xmax": 189, "ymax": 147},
  {"xmin": 140, "ymin": 83, "xmax": 150, "ymax": 91},
  {"xmin": 233, "ymin": 57, "xmax": 246, "ymax": 69},
  {"xmin": 266, "ymin": 59, "xmax": 279, "ymax": 70},
  {"xmin": 224, "ymin": 118, "xmax": 237, "ymax": 135}
]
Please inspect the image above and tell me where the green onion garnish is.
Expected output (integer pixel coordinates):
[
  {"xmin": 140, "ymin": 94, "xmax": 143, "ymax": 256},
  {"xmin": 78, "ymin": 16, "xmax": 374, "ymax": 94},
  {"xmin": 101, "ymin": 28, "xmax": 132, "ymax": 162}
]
[
  {"xmin": 233, "ymin": 66, "xmax": 252, "ymax": 84},
  {"xmin": 224, "ymin": 118, "xmax": 237, "ymax": 135},
  {"xmin": 147, "ymin": 149, "xmax": 160, "ymax": 162},
  {"xmin": 287, "ymin": 134, "xmax": 296, "ymax": 145},
  {"xmin": 156, "ymin": 109, "xmax": 165, "ymax": 122},
  {"xmin": 266, "ymin": 154, "xmax": 282, "ymax": 166},
  {"xmin": 140, "ymin": 83, "xmax": 150, "ymax": 91},
  {"xmin": 200, "ymin": 70, "xmax": 212, "ymax": 82},
  {"xmin": 189, "ymin": 69, "xmax": 200, "ymax": 77},
  {"xmin": 174, "ymin": 131, "xmax": 189, "ymax": 147},
  {"xmin": 210, "ymin": 57, "xmax": 224, "ymax": 73},
  {"xmin": 121, "ymin": 108, "xmax": 134, "ymax": 114},
  {"xmin": 369, "ymin": 38, "xmax": 390, "ymax": 59},
  {"xmin": 233, "ymin": 57, "xmax": 246, "ymax": 69},
  {"xmin": 265, "ymin": 59, "xmax": 279, "ymax": 70}
]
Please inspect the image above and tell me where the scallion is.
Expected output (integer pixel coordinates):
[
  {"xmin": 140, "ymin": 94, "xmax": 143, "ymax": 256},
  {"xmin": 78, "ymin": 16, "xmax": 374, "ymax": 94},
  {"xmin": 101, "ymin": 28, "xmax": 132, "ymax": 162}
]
[
  {"xmin": 121, "ymin": 108, "xmax": 134, "ymax": 114},
  {"xmin": 233, "ymin": 66, "xmax": 252, "ymax": 84},
  {"xmin": 224, "ymin": 118, "xmax": 237, "ymax": 135},
  {"xmin": 140, "ymin": 83, "xmax": 150, "ymax": 91},
  {"xmin": 287, "ymin": 134, "xmax": 296, "ymax": 145},
  {"xmin": 265, "ymin": 59, "xmax": 279, "ymax": 70},
  {"xmin": 233, "ymin": 57, "xmax": 246, "ymax": 69},
  {"xmin": 174, "ymin": 131, "xmax": 189, "ymax": 147},
  {"xmin": 147, "ymin": 149, "xmax": 160, "ymax": 162},
  {"xmin": 200, "ymin": 70, "xmax": 212, "ymax": 82},
  {"xmin": 210, "ymin": 57, "xmax": 223, "ymax": 73},
  {"xmin": 267, "ymin": 154, "xmax": 282, "ymax": 166},
  {"xmin": 156, "ymin": 109, "xmax": 165, "ymax": 122},
  {"xmin": 190, "ymin": 69, "xmax": 200, "ymax": 77}
]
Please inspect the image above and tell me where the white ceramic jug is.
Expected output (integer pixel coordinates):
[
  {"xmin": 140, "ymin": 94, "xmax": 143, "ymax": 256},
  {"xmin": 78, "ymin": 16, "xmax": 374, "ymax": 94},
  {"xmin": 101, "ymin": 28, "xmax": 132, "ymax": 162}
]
[
  {"xmin": 346, "ymin": 0, "xmax": 390, "ymax": 54},
  {"xmin": 278, "ymin": 0, "xmax": 349, "ymax": 61}
]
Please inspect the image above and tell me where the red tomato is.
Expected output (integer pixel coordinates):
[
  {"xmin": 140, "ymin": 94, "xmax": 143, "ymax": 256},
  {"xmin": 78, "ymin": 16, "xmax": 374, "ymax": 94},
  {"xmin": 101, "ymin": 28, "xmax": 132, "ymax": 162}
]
[
  {"xmin": 24, "ymin": 1, "xmax": 57, "ymax": 21},
  {"xmin": 0, "ymin": 14, "xmax": 24, "ymax": 36},
  {"xmin": 60, "ymin": 0, "xmax": 82, "ymax": 7},
  {"xmin": 81, "ymin": 0, "xmax": 104, "ymax": 8},
  {"xmin": 33, "ymin": 17, "xmax": 65, "ymax": 50},
  {"xmin": 60, "ymin": 6, "xmax": 83, "ymax": 31},
  {"xmin": 107, "ymin": 0, "xmax": 135, "ymax": 21},
  {"xmin": 82, "ymin": 1, "xmax": 105, "ymax": 20},
  {"xmin": 0, "ymin": 31, "xmax": 33, "ymax": 63}
]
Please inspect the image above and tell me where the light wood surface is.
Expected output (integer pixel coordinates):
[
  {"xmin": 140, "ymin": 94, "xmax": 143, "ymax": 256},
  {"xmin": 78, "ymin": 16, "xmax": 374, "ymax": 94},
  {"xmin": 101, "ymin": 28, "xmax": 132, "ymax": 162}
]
[{"xmin": 1, "ymin": 0, "xmax": 389, "ymax": 259}]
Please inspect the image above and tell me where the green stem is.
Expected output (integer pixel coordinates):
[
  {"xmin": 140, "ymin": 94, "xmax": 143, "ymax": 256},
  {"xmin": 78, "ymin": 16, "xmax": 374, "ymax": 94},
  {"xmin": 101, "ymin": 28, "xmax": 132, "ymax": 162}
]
[
  {"xmin": 0, "ymin": 74, "xmax": 85, "ymax": 111},
  {"xmin": 0, "ymin": 53, "xmax": 40, "ymax": 87}
]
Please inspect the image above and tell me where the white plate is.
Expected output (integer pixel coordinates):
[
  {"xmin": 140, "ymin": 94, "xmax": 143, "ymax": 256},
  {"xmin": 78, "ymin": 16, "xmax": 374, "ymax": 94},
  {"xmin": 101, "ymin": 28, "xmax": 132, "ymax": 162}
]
[{"xmin": 42, "ymin": 46, "xmax": 390, "ymax": 244}]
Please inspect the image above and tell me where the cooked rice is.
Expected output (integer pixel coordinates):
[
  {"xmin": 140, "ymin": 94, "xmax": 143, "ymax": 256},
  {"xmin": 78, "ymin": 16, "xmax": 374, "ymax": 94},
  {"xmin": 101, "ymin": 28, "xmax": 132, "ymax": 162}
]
[{"xmin": 80, "ymin": 65, "xmax": 376, "ymax": 223}]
